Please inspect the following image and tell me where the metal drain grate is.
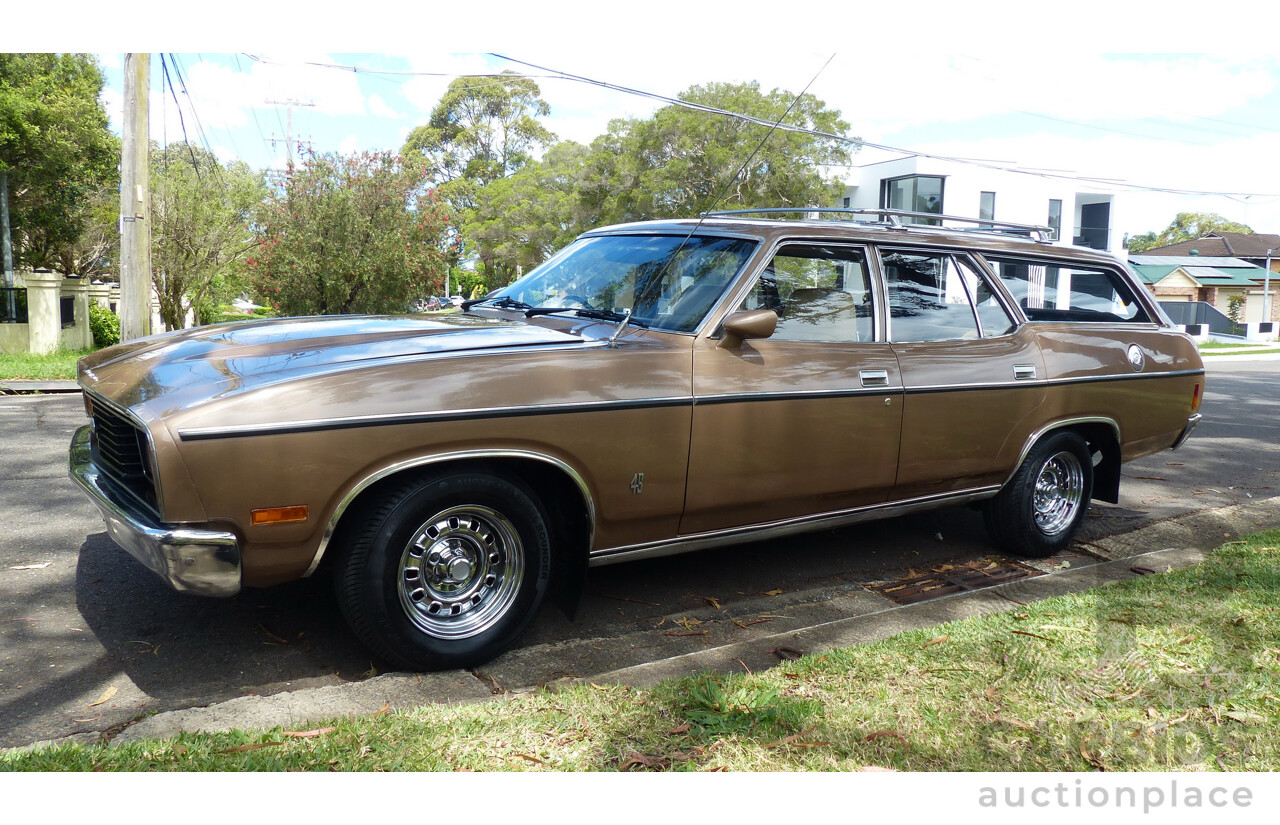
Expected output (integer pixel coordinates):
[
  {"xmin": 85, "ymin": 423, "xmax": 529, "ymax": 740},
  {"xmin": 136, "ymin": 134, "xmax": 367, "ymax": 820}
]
[{"xmin": 864, "ymin": 559, "xmax": 1042, "ymax": 606}]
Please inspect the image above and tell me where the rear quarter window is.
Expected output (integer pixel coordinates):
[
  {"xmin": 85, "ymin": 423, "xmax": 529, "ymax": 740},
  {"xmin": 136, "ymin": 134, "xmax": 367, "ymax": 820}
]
[{"xmin": 983, "ymin": 255, "xmax": 1149, "ymax": 323}]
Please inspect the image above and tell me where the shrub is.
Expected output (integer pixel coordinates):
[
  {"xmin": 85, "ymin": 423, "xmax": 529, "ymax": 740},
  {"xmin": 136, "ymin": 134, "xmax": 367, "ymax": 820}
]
[{"xmin": 88, "ymin": 304, "xmax": 120, "ymax": 349}]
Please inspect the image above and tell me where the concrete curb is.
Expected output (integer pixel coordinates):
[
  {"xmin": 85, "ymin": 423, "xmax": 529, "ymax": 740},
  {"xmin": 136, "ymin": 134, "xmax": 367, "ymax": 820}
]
[{"xmin": 67, "ymin": 494, "xmax": 1279, "ymax": 747}]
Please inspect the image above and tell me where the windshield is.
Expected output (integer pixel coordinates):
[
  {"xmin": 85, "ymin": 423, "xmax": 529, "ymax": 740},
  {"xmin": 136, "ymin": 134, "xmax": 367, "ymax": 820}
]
[{"xmin": 491, "ymin": 234, "xmax": 757, "ymax": 333}]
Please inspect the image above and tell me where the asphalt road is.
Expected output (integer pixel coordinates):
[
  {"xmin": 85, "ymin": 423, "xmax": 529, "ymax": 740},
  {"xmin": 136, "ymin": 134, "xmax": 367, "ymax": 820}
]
[{"xmin": 0, "ymin": 356, "xmax": 1275, "ymax": 748}]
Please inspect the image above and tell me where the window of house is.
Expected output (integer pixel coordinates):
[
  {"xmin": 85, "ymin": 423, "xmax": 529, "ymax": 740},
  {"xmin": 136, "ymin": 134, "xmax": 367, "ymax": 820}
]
[
  {"xmin": 880, "ymin": 176, "xmax": 944, "ymax": 225},
  {"xmin": 980, "ymin": 192, "xmax": 996, "ymax": 222},
  {"xmin": 983, "ymin": 255, "xmax": 1149, "ymax": 323},
  {"xmin": 738, "ymin": 245, "xmax": 873, "ymax": 343},
  {"xmin": 1047, "ymin": 199, "xmax": 1062, "ymax": 241},
  {"xmin": 882, "ymin": 250, "xmax": 1015, "ymax": 342}
]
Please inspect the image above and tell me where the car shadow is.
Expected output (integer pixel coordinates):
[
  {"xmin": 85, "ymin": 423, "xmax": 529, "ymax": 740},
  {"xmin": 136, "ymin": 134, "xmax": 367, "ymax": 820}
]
[{"xmin": 74, "ymin": 533, "xmax": 385, "ymax": 706}]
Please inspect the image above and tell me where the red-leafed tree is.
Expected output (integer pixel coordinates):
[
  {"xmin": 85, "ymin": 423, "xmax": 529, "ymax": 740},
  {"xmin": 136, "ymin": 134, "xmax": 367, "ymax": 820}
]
[{"xmin": 248, "ymin": 150, "xmax": 454, "ymax": 316}]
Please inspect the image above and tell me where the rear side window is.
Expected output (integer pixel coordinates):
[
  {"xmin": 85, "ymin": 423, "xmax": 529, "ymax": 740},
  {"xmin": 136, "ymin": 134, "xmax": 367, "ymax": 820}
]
[
  {"xmin": 984, "ymin": 255, "xmax": 1149, "ymax": 323},
  {"xmin": 882, "ymin": 250, "xmax": 1015, "ymax": 342}
]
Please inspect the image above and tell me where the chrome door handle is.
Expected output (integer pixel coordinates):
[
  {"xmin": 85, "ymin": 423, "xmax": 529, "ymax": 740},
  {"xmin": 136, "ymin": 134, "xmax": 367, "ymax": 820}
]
[
  {"xmin": 859, "ymin": 369, "xmax": 889, "ymax": 387},
  {"xmin": 1013, "ymin": 364, "xmax": 1037, "ymax": 380}
]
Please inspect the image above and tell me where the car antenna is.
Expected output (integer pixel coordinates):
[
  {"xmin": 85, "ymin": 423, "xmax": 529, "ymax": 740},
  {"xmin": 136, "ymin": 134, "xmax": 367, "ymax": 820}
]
[
  {"xmin": 673, "ymin": 53, "xmax": 837, "ymax": 249},
  {"xmin": 643, "ymin": 55, "xmax": 837, "ymax": 308}
]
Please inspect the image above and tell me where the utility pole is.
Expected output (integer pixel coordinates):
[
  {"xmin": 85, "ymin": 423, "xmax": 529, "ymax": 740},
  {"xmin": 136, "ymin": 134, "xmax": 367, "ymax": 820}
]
[
  {"xmin": 119, "ymin": 53, "xmax": 152, "ymax": 341},
  {"xmin": 265, "ymin": 99, "xmax": 315, "ymax": 165},
  {"xmin": 1, "ymin": 170, "xmax": 14, "ymax": 323}
]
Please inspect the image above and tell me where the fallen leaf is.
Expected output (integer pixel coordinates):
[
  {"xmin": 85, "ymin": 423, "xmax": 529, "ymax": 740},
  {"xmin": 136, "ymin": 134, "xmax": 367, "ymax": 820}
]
[
  {"xmin": 373, "ymin": 701, "xmax": 392, "ymax": 716},
  {"xmin": 920, "ymin": 634, "xmax": 949, "ymax": 649},
  {"xmin": 761, "ymin": 589, "xmax": 783, "ymax": 596},
  {"xmin": 704, "ymin": 597, "xmax": 722, "ymax": 611},
  {"xmin": 512, "ymin": 753, "xmax": 545, "ymax": 765},
  {"xmin": 620, "ymin": 752, "xmax": 670, "ymax": 771},
  {"xmin": 87, "ymin": 686, "xmax": 117, "ymax": 708},
  {"xmin": 9, "ymin": 562, "xmax": 51, "ymax": 571},
  {"xmin": 860, "ymin": 766, "xmax": 898, "ymax": 772},
  {"xmin": 259, "ymin": 624, "xmax": 290, "ymax": 645},
  {"xmin": 862, "ymin": 730, "xmax": 908, "ymax": 747},
  {"xmin": 218, "ymin": 741, "xmax": 284, "ymax": 754},
  {"xmin": 770, "ymin": 646, "xmax": 805, "ymax": 661},
  {"xmin": 988, "ymin": 715, "xmax": 1034, "ymax": 731},
  {"xmin": 667, "ymin": 723, "xmax": 691, "ymax": 735},
  {"xmin": 1012, "ymin": 630, "xmax": 1052, "ymax": 641},
  {"xmin": 764, "ymin": 730, "xmax": 828, "ymax": 749},
  {"xmin": 282, "ymin": 727, "xmax": 337, "ymax": 738},
  {"xmin": 172, "ymin": 744, "xmax": 188, "ymax": 756}
]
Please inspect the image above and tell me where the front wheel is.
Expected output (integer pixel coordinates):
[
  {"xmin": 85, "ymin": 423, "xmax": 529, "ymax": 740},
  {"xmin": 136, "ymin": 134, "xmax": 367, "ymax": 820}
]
[
  {"xmin": 334, "ymin": 472, "xmax": 552, "ymax": 671},
  {"xmin": 983, "ymin": 431, "xmax": 1093, "ymax": 558}
]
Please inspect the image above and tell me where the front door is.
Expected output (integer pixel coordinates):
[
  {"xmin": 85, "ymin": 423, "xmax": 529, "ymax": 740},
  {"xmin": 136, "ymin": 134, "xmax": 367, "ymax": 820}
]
[{"xmin": 682, "ymin": 242, "xmax": 903, "ymax": 535}]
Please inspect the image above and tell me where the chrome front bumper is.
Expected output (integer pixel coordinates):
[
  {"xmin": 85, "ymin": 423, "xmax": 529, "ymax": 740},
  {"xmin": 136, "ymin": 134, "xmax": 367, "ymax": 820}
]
[
  {"xmin": 1172, "ymin": 413, "xmax": 1203, "ymax": 450},
  {"xmin": 69, "ymin": 425, "xmax": 242, "ymax": 597}
]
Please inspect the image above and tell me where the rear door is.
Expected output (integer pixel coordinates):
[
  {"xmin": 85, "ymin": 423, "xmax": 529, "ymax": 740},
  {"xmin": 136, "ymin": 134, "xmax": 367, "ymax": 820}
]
[
  {"xmin": 682, "ymin": 242, "xmax": 903, "ymax": 535},
  {"xmin": 878, "ymin": 247, "xmax": 1048, "ymax": 500}
]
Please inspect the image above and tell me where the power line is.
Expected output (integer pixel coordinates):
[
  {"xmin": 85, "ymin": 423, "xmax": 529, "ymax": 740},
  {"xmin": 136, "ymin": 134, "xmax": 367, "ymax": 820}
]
[{"xmin": 236, "ymin": 53, "xmax": 1280, "ymax": 201}]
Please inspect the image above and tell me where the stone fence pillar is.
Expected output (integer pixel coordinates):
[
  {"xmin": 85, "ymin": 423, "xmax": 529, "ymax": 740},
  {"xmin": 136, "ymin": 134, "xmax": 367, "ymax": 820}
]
[
  {"xmin": 61, "ymin": 277, "xmax": 91, "ymax": 350},
  {"xmin": 88, "ymin": 283, "xmax": 112, "ymax": 309},
  {"xmin": 23, "ymin": 269, "xmax": 63, "ymax": 355}
]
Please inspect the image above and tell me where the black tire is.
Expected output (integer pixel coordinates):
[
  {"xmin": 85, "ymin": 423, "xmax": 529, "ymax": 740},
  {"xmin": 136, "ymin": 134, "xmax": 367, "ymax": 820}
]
[
  {"xmin": 983, "ymin": 431, "xmax": 1093, "ymax": 558},
  {"xmin": 334, "ymin": 472, "xmax": 552, "ymax": 671}
]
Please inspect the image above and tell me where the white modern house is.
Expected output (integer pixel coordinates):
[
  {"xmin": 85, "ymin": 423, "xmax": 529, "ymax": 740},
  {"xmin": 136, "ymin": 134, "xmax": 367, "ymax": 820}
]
[{"xmin": 838, "ymin": 156, "xmax": 1126, "ymax": 254}]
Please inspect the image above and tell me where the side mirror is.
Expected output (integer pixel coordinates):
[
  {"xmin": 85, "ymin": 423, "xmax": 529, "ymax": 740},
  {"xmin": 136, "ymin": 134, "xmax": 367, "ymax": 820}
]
[{"xmin": 718, "ymin": 309, "xmax": 777, "ymax": 349}]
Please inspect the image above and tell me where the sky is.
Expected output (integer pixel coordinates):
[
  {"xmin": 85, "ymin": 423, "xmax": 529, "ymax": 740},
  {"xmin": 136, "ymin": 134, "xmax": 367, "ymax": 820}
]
[{"xmin": 16, "ymin": 1, "xmax": 1280, "ymax": 245}]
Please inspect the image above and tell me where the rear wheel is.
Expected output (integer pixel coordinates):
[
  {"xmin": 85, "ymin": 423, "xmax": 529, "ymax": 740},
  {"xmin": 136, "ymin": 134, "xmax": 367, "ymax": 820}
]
[
  {"xmin": 983, "ymin": 431, "xmax": 1092, "ymax": 558},
  {"xmin": 335, "ymin": 472, "xmax": 551, "ymax": 671}
]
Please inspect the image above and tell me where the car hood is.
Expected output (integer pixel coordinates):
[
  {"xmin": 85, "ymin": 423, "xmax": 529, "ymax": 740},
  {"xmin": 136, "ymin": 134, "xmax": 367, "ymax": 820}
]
[{"xmin": 78, "ymin": 313, "xmax": 590, "ymax": 411}]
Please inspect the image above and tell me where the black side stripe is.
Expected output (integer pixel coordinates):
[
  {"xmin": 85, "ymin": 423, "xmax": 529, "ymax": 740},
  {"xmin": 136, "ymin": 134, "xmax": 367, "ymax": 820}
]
[{"xmin": 179, "ymin": 398, "xmax": 693, "ymax": 441}]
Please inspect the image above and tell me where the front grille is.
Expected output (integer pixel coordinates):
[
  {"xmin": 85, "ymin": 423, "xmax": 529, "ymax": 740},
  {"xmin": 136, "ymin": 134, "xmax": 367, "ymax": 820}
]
[{"xmin": 89, "ymin": 397, "xmax": 159, "ymax": 517}]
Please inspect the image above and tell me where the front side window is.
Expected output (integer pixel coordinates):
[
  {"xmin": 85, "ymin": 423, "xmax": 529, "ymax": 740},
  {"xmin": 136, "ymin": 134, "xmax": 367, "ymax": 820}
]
[
  {"xmin": 984, "ymin": 255, "xmax": 1149, "ymax": 323},
  {"xmin": 496, "ymin": 234, "xmax": 757, "ymax": 333},
  {"xmin": 883, "ymin": 250, "xmax": 1015, "ymax": 342},
  {"xmin": 738, "ymin": 245, "xmax": 873, "ymax": 343}
]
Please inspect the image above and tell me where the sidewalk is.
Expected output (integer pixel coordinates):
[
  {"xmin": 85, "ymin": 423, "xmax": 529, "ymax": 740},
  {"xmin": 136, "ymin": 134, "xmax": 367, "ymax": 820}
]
[{"xmin": 0, "ymin": 380, "xmax": 80, "ymax": 394}]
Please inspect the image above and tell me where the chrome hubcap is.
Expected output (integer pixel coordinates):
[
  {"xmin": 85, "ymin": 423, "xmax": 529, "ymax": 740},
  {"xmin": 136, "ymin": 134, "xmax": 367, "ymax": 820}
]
[
  {"xmin": 1032, "ymin": 450, "xmax": 1085, "ymax": 536},
  {"xmin": 397, "ymin": 505, "xmax": 523, "ymax": 639}
]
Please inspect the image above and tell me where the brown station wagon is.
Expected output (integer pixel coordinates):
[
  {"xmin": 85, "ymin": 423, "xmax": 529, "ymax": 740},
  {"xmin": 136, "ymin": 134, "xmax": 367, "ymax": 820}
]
[{"xmin": 70, "ymin": 209, "xmax": 1204, "ymax": 670}]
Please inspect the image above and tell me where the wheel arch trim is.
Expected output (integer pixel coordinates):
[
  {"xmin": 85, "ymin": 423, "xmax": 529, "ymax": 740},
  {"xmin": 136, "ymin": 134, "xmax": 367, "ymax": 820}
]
[
  {"xmin": 303, "ymin": 449, "xmax": 597, "ymax": 578},
  {"xmin": 1003, "ymin": 416, "xmax": 1121, "ymax": 491}
]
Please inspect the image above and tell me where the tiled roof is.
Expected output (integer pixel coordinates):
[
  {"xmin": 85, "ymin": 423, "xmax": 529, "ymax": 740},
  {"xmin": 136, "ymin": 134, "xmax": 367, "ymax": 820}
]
[
  {"xmin": 1139, "ymin": 232, "xmax": 1280, "ymax": 259},
  {"xmin": 1128, "ymin": 255, "xmax": 1255, "ymax": 268}
]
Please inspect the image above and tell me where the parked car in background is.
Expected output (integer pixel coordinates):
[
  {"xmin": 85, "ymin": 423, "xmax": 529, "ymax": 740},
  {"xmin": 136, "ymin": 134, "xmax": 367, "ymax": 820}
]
[
  {"xmin": 449, "ymin": 295, "xmax": 465, "ymax": 307},
  {"xmin": 70, "ymin": 209, "xmax": 1203, "ymax": 670}
]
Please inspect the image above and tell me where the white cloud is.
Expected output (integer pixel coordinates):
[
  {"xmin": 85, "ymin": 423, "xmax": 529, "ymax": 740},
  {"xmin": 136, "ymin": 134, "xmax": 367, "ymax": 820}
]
[
  {"xmin": 339, "ymin": 135, "xmax": 362, "ymax": 155},
  {"xmin": 368, "ymin": 93, "xmax": 403, "ymax": 120}
]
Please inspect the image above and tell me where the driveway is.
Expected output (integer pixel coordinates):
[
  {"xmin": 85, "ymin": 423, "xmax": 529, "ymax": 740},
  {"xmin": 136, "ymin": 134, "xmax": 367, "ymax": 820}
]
[{"xmin": 0, "ymin": 357, "xmax": 1275, "ymax": 748}]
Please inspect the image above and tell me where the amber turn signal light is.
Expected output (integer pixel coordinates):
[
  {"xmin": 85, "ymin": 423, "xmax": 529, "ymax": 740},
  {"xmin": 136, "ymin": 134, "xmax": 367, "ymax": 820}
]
[
  {"xmin": 1191, "ymin": 382, "xmax": 1202, "ymax": 413},
  {"xmin": 251, "ymin": 506, "xmax": 309, "ymax": 526}
]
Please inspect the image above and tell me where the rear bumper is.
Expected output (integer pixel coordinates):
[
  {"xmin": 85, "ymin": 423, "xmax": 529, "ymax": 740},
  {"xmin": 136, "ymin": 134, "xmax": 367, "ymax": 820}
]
[
  {"xmin": 69, "ymin": 425, "xmax": 242, "ymax": 597},
  {"xmin": 1172, "ymin": 413, "xmax": 1202, "ymax": 450}
]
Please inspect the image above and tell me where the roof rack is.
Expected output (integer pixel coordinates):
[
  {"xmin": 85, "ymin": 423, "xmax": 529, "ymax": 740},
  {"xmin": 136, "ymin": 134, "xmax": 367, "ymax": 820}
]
[{"xmin": 701, "ymin": 208, "xmax": 1055, "ymax": 242}]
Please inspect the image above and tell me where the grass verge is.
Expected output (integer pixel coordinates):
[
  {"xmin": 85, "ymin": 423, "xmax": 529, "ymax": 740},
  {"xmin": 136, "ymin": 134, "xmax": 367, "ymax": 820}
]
[
  {"xmin": 0, "ymin": 350, "xmax": 90, "ymax": 381},
  {"xmin": 4, "ymin": 532, "xmax": 1278, "ymax": 771}
]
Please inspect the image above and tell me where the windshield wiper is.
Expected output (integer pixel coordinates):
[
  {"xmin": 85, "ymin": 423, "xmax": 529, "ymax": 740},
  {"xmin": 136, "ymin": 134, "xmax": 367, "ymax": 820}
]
[
  {"xmin": 523, "ymin": 306, "xmax": 649, "ymax": 328},
  {"xmin": 462, "ymin": 296, "xmax": 533, "ymax": 311}
]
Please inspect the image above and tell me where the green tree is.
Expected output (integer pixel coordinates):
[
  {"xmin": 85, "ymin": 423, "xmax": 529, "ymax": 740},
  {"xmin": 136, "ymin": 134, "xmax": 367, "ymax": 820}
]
[
  {"xmin": 581, "ymin": 81, "xmax": 855, "ymax": 226},
  {"xmin": 403, "ymin": 71, "xmax": 555, "ymax": 288},
  {"xmin": 466, "ymin": 141, "xmax": 592, "ymax": 281},
  {"xmin": 151, "ymin": 143, "xmax": 265, "ymax": 330},
  {"xmin": 402, "ymin": 71, "xmax": 555, "ymax": 209},
  {"xmin": 0, "ymin": 53, "xmax": 118, "ymax": 274},
  {"xmin": 1127, "ymin": 212, "xmax": 1254, "ymax": 253},
  {"xmin": 247, "ymin": 150, "xmax": 453, "ymax": 316}
]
